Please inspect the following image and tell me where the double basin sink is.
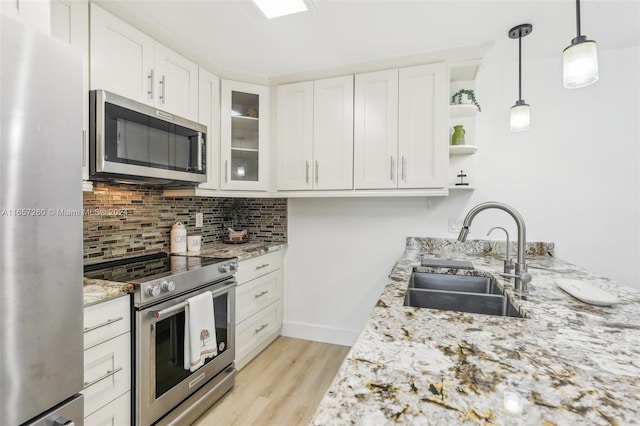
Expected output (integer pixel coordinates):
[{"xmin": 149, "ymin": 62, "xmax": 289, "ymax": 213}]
[{"xmin": 404, "ymin": 271, "xmax": 522, "ymax": 318}]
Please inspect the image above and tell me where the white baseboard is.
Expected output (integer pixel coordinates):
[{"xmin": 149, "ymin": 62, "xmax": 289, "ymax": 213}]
[{"xmin": 281, "ymin": 320, "xmax": 360, "ymax": 346}]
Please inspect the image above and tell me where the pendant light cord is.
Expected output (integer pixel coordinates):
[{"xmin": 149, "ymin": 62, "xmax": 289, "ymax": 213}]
[
  {"xmin": 518, "ymin": 36, "xmax": 522, "ymax": 101},
  {"xmin": 508, "ymin": 23, "xmax": 532, "ymax": 103},
  {"xmin": 576, "ymin": 0, "xmax": 581, "ymax": 38}
]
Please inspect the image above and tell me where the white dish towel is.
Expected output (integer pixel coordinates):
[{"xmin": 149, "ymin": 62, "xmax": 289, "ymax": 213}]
[{"xmin": 184, "ymin": 291, "xmax": 218, "ymax": 372}]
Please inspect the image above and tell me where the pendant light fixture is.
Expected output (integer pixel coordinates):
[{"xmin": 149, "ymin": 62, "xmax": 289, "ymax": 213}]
[
  {"xmin": 509, "ymin": 24, "xmax": 533, "ymax": 132},
  {"xmin": 563, "ymin": 0, "xmax": 598, "ymax": 88}
]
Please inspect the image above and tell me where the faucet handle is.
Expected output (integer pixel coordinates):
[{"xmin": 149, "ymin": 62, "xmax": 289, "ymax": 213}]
[
  {"xmin": 503, "ymin": 258, "xmax": 515, "ymax": 274},
  {"xmin": 520, "ymin": 271, "xmax": 532, "ymax": 284}
]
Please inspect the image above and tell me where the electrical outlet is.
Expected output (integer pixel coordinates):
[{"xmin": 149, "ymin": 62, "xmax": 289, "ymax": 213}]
[
  {"xmin": 448, "ymin": 218, "xmax": 463, "ymax": 233},
  {"xmin": 195, "ymin": 212, "xmax": 203, "ymax": 228}
]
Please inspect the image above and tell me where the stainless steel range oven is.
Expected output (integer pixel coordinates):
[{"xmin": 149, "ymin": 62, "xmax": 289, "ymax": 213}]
[{"xmin": 85, "ymin": 253, "xmax": 238, "ymax": 425}]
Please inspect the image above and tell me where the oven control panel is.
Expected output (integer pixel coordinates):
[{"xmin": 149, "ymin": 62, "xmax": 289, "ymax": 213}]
[
  {"xmin": 218, "ymin": 261, "xmax": 238, "ymax": 274},
  {"xmin": 135, "ymin": 258, "xmax": 237, "ymax": 307},
  {"xmin": 145, "ymin": 280, "xmax": 175, "ymax": 297}
]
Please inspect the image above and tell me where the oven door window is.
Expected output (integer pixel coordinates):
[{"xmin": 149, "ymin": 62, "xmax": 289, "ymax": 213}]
[
  {"xmin": 104, "ymin": 102, "xmax": 204, "ymax": 173},
  {"xmin": 155, "ymin": 292, "xmax": 229, "ymax": 398}
]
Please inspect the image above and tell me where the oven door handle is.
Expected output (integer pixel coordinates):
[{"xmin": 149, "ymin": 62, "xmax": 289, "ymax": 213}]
[{"xmin": 153, "ymin": 281, "xmax": 235, "ymax": 318}]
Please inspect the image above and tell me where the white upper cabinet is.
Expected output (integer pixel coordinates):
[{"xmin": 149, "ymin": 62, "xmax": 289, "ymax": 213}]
[
  {"xmin": 89, "ymin": 4, "xmax": 197, "ymax": 121},
  {"xmin": 277, "ymin": 75, "xmax": 354, "ymax": 191},
  {"xmin": 197, "ymin": 67, "xmax": 221, "ymax": 191},
  {"xmin": 276, "ymin": 81, "xmax": 314, "ymax": 190},
  {"xmin": 313, "ymin": 76, "xmax": 354, "ymax": 190},
  {"xmin": 220, "ymin": 80, "xmax": 269, "ymax": 191},
  {"xmin": 50, "ymin": 0, "xmax": 92, "ymax": 190},
  {"xmin": 354, "ymin": 64, "xmax": 447, "ymax": 191},
  {"xmin": 353, "ymin": 69, "xmax": 399, "ymax": 189},
  {"xmin": 154, "ymin": 42, "xmax": 199, "ymax": 120},
  {"xmin": 398, "ymin": 63, "xmax": 448, "ymax": 189},
  {"xmin": 1, "ymin": 0, "xmax": 50, "ymax": 35},
  {"xmin": 90, "ymin": 4, "xmax": 154, "ymax": 105}
]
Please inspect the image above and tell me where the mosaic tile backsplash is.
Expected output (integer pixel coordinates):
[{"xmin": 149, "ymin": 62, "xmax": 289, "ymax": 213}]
[{"xmin": 83, "ymin": 183, "xmax": 287, "ymax": 264}]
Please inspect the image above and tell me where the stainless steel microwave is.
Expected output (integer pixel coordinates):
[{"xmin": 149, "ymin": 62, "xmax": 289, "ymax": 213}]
[{"xmin": 89, "ymin": 90, "xmax": 207, "ymax": 185}]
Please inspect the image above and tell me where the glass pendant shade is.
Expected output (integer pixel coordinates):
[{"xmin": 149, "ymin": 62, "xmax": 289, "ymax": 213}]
[
  {"xmin": 510, "ymin": 101, "xmax": 530, "ymax": 132},
  {"xmin": 563, "ymin": 38, "xmax": 599, "ymax": 88}
]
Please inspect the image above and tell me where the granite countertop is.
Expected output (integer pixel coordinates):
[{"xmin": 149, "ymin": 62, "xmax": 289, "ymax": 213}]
[
  {"xmin": 83, "ymin": 240, "xmax": 286, "ymax": 307},
  {"xmin": 312, "ymin": 237, "xmax": 640, "ymax": 425},
  {"xmin": 175, "ymin": 240, "xmax": 287, "ymax": 261},
  {"xmin": 83, "ymin": 277, "xmax": 134, "ymax": 307}
]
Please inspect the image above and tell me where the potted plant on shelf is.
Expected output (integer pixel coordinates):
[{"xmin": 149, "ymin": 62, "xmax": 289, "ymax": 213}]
[{"xmin": 451, "ymin": 89, "xmax": 481, "ymax": 112}]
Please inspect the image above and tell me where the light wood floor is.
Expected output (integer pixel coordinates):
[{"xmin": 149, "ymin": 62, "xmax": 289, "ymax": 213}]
[{"xmin": 192, "ymin": 336, "xmax": 350, "ymax": 426}]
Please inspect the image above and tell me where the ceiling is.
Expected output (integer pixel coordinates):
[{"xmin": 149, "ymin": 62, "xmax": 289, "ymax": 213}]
[{"xmin": 96, "ymin": 0, "xmax": 640, "ymax": 81}]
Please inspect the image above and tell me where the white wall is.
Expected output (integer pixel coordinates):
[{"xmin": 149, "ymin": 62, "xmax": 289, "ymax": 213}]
[{"xmin": 282, "ymin": 46, "xmax": 640, "ymax": 346}]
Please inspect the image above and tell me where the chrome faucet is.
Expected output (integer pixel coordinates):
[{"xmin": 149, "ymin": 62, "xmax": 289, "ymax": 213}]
[
  {"xmin": 458, "ymin": 202, "xmax": 532, "ymax": 294},
  {"xmin": 487, "ymin": 226, "xmax": 514, "ymax": 275}
]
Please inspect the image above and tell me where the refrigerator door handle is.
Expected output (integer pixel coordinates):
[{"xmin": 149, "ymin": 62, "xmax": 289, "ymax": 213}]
[{"xmin": 53, "ymin": 415, "xmax": 76, "ymax": 426}]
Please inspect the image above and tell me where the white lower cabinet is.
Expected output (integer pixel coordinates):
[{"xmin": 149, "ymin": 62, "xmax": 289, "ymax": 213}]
[
  {"xmin": 84, "ymin": 391, "xmax": 131, "ymax": 426},
  {"xmin": 83, "ymin": 296, "xmax": 131, "ymax": 424},
  {"xmin": 235, "ymin": 251, "xmax": 283, "ymax": 370},
  {"xmin": 236, "ymin": 271, "xmax": 280, "ymax": 324}
]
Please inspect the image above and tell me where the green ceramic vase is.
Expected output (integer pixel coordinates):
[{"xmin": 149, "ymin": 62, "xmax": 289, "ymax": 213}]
[{"xmin": 451, "ymin": 125, "xmax": 465, "ymax": 145}]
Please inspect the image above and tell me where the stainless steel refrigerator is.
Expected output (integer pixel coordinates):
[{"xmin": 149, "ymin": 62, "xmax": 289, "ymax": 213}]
[{"xmin": 1, "ymin": 15, "xmax": 85, "ymax": 425}]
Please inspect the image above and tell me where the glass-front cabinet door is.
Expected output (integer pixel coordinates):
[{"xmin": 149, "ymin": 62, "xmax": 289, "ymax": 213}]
[{"xmin": 221, "ymin": 80, "xmax": 269, "ymax": 191}]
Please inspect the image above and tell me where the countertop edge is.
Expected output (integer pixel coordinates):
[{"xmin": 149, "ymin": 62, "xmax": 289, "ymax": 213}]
[{"xmin": 83, "ymin": 242, "xmax": 286, "ymax": 307}]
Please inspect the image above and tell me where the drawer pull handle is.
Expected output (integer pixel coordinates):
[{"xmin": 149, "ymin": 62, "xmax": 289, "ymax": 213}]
[
  {"xmin": 83, "ymin": 367, "xmax": 123, "ymax": 389},
  {"xmin": 255, "ymin": 264, "xmax": 269, "ymax": 270},
  {"xmin": 84, "ymin": 316, "xmax": 124, "ymax": 333},
  {"xmin": 254, "ymin": 290, "xmax": 269, "ymax": 299},
  {"xmin": 254, "ymin": 323, "xmax": 268, "ymax": 334}
]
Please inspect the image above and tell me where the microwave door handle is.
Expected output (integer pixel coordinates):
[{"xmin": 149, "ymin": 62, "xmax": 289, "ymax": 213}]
[{"xmin": 197, "ymin": 134, "xmax": 204, "ymax": 171}]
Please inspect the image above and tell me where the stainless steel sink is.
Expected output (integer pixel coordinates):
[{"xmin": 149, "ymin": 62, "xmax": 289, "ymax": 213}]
[
  {"xmin": 409, "ymin": 272, "xmax": 502, "ymax": 295},
  {"xmin": 404, "ymin": 272, "xmax": 522, "ymax": 318}
]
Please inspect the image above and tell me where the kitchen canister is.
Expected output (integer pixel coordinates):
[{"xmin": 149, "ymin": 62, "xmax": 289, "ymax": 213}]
[
  {"xmin": 187, "ymin": 235, "xmax": 202, "ymax": 252},
  {"xmin": 451, "ymin": 125, "xmax": 466, "ymax": 145},
  {"xmin": 170, "ymin": 222, "xmax": 187, "ymax": 253}
]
